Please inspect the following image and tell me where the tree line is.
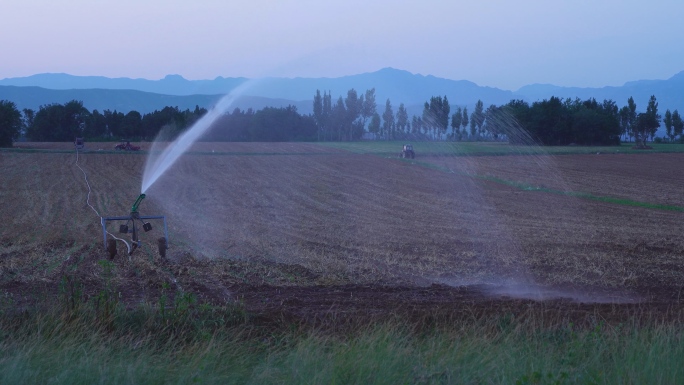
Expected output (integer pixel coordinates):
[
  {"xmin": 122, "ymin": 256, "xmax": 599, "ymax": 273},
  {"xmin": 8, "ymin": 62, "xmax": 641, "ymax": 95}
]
[
  {"xmin": 501, "ymin": 95, "xmax": 681, "ymax": 146},
  {"xmin": 0, "ymin": 100, "xmax": 318, "ymax": 146},
  {"xmin": 312, "ymin": 89, "xmax": 455, "ymax": 141},
  {"xmin": 20, "ymin": 101, "xmax": 207, "ymax": 142},
  {"xmin": 1, "ymin": 91, "xmax": 682, "ymax": 147},
  {"xmin": 201, "ymin": 106, "xmax": 317, "ymax": 142},
  {"xmin": 311, "ymin": 89, "xmax": 682, "ymax": 146}
]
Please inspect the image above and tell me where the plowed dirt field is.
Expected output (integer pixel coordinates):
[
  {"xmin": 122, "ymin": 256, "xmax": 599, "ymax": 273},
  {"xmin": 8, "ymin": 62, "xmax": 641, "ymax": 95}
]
[{"xmin": 1, "ymin": 142, "xmax": 683, "ymax": 325}]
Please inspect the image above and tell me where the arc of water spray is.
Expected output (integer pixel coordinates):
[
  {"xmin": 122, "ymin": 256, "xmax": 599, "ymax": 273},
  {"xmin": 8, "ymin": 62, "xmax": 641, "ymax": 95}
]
[{"xmin": 141, "ymin": 81, "xmax": 255, "ymax": 193}]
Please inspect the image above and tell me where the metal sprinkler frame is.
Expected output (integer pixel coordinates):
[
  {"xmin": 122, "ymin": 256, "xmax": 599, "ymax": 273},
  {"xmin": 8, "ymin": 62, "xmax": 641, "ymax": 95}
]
[{"xmin": 101, "ymin": 194, "xmax": 169, "ymax": 259}]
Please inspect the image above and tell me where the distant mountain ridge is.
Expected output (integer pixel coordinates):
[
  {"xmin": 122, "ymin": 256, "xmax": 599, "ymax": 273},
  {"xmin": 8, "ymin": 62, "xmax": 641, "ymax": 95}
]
[
  {"xmin": 1, "ymin": 68, "xmax": 683, "ymax": 118},
  {"xmin": 517, "ymin": 70, "xmax": 684, "ymax": 115},
  {"xmin": 0, "ymin": 86, "xmax": 312, "ymax": 115},
  {"xmin": 0, "ymin": 73, "xmax": 248, "ymax": 96}
]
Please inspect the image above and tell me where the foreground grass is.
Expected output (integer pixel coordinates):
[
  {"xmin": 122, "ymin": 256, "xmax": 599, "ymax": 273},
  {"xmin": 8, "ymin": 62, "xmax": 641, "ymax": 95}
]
[{"xmin": 0, "ymin": 304, "xmax": 682, "ymax": 384}]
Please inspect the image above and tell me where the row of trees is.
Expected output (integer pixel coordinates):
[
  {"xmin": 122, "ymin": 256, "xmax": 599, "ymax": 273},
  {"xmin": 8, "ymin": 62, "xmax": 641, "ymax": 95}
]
[
  {"xmin": 364, "ymin": 90, "xmax": 453, "ymax": 141},
  {"xmin": 503, "ymin": 97, "xmax": 622, "ymax": 145},
  {"xmin": 313, "ymin": 87, "xmax": 622, "ymax": 144},
  {"xmin": 22, "ymin": 101, "xmax": 207, "ymax": 142},
  {"xmin": 662, "ymin": 108, "xmax": 684, "ymax": 143},
  {"xmin": 1, "ymin": 92, "xmax": 683, "ymax": 147},
  {"xmin": 312, "ymin": 89, "xmax": 378, "ymax": 141},
  {"xmin": 312, "ymin": 89, "xmax": 682, "ymax": 146},
  {"xmin": 618, "ymin": 96, "xmax": 683, "ymax": 147},
  {"xmin": 505, "ymin": 95, "xmax": 682, "ymax": 146},
  {"xmin": 0, "ymin": 99, "xmax": 318, "ymax": 146},
  {"xmin": 313, "ymin": 88, "xmax": 456, "ymax": 141},
  {"xmin": 202, "ymin": 106, "xmax": 317, "ymax": 142}
]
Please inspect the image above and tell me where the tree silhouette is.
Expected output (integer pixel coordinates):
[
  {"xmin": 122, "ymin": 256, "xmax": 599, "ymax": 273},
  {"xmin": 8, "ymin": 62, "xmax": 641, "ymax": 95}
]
[{"xmin": 0, "ymin": 100, "xmax": 22, "ymax": 147}]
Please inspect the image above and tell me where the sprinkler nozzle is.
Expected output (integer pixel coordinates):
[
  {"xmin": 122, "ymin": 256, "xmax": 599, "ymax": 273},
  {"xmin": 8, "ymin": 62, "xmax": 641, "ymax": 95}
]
[{"xmin": 131, "ymin": 193, "xmax": 146, "ymax": 215}]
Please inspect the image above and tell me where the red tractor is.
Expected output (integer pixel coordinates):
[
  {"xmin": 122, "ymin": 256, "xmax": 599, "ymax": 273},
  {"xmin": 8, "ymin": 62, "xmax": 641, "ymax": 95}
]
[{"xmin": 114, "ymin": 140, "xmax": 141, "ymax": 151}]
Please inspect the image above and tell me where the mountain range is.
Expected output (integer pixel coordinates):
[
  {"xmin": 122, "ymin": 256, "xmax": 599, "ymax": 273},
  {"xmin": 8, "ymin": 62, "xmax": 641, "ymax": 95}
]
[{"xmin": 1, "ymin": 68, "xmax": 683, "ymax": 120}]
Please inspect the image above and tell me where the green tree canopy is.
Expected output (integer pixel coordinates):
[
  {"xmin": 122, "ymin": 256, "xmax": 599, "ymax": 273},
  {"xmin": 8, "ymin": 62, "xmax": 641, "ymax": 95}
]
[
  {"xmin": 672, "ymin": 110, "xmax": 683, "ymax": 141},
  {"xmin": 382, "ymin": 99, "xmax": 394, "ymax": 140},
  {"xmin": 470, "ymin": 100, "xmax": 485, "ymax": 138},
  {"xmin": 344, "ymin": 89, "xmax": 362, "ymax": 141},
  {"xmin": 396, "ymin": 103, "xmax": 409, "ymax": 134},
  {"xmin": 505, "ymin": 97, "xmax": 620, "ymax": 146},
  {"xmin": 631, "ymin": 95, "xmax": 661, "ymax": 147},
  {"xmin": 248, "ymin": 106, "xmax": 316, "ymax": 142},
  {"xmin": 451, "ymin": 107, "xmax": 462, "ymax": 141},
  {"xmin": 313, "ymin": 90, "xmax": 323, "ymax": 140},
  {"xmin": 361, "ymin": 88, "xmax": 377, "ymax": 128},
  {"xmin": 411, "ymin": 115, "xmax": 422, "ymax": 135},
  {"xmin": 461, "ymin": 107, "xmax": 469, "ymax": 139},
  {"xmin": 0, "ymin": 100, "xmax": 22, "ymax": 147},
  {"xmin": 368, "ymin": 112, "xmax": 381, "ymax": 135},
  {"xmin": 28, "ymin": 100, "xmax": 90, "ymax": 141},
  {"xmin": 663, "ymin": 109, "xmax": 673, "ymax": 142}
]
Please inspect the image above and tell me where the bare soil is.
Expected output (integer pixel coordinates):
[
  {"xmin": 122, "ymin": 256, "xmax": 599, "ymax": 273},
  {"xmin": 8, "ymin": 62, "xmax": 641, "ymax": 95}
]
[{"xmin": 1, "ymin": 143, "xmax": 683, "ymax": 325}]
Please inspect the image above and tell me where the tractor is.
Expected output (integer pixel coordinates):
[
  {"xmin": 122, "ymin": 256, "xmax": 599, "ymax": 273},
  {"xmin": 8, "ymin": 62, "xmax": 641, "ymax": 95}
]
[
  {"xmin": 399, "ymin": 144, "xmax": 415, "ymax": 159},
  {"xmin": 114, "ymin": 140, "xmax": 140, "ymax": 151}
]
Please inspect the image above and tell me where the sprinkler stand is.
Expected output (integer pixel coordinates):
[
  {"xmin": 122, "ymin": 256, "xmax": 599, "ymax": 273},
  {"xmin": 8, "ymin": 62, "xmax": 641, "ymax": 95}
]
[{"xmin": 101, "ymin": 194, "xmax": 169, "ymax": 258}]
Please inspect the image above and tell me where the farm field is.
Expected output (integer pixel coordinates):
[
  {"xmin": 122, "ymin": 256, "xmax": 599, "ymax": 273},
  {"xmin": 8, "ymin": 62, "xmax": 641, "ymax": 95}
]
[{"xmin": 1, "ymin": 141, "xmax": 684, "ymax": 323}]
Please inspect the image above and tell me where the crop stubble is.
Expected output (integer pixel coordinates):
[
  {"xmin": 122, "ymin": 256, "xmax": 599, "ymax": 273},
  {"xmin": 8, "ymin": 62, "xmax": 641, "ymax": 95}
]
[{"xmin": 1, "ymin": 143, "xmax": 683, "ymax": 323}]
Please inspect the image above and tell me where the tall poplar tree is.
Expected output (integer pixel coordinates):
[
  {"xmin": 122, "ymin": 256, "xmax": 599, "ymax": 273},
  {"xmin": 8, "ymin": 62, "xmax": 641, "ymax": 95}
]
[
  {"xmin": 451, "ymin": 107, "xmax": 462, "ymax": 141},
  {"xmin": 361, "ymin": 88, "xmax": 377, "ymax": 129},
  {"xmin": 461, "ymin": 107, "xmax": 469, "ymax": 139},
  {"xmin": 663, "ymin": 109, "xmax": 673, "ymax": 142},
  {"xmin": 313, "ymin": 90, "xmax": 323, "ymax": 140},
  {"xmin": 382, "ymin": 99, "xmax": 395, "ymax": 140},
  {"xmin": 396, "ymin": 103, "xmax": 408, "ymax": 135},
  {"xmin": 672, "ymin": 110, "xmax": 683, "ymax": 142},
  {"xmin": 323, "ymin": 91, "xmax": 332, "ymax": 140}
]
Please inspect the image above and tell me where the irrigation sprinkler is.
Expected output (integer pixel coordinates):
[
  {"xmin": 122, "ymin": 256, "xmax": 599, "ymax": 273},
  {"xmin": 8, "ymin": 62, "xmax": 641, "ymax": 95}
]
[{"xmin": 101, "ymin": 194, "xmax": 168, "ymax": 259}]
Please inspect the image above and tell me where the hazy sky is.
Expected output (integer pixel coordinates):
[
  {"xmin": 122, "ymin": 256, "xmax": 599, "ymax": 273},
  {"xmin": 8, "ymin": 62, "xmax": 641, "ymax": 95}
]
[{"xmin": 2, "ymin": 0, "xmax": 683, "ymax": 90}]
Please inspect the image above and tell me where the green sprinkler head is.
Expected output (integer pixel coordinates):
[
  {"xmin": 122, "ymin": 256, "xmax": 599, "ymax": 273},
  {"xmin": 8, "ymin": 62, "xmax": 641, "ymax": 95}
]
[{"xmin": 131, "ymin": 193, "xmax": 146, "ymax": 215}]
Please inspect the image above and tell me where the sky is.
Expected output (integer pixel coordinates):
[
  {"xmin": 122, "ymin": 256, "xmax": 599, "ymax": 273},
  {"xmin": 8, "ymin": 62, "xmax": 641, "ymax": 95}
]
[{"xmin": 2, "ymin": 0, "xmax": 683, "ymax": 91}]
